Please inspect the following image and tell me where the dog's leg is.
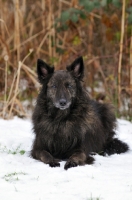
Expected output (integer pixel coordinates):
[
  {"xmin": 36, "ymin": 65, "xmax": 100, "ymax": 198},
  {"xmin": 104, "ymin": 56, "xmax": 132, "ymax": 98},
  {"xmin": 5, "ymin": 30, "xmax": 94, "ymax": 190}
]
[
  {"xmin": 64, "ymin": 150, "xmax": 94, "ymax": 170},
  {"xmin": 32, "ymin": 149, "xmax": 60, "ymax": 167}
]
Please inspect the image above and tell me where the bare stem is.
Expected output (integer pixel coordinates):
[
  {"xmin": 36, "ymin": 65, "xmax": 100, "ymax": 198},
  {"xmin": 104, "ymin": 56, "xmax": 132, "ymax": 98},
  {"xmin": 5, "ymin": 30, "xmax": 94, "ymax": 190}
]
[
  {"xmin": 3, "ymin": 57, "xmax": 8, "ymax": 118},
  {"xmin": 118, "ymin": 0, "xmax": 126, "ymax": 108},
  {"xmin": 14, "ymin": 0, "xmax": 20, "ymax": 62},
  {"xmin": 8, "ymin": 61, "xmax": 21, "ymax": 119},
  {"xmin": 130, "ymin": 27, "xmax": 132, "ymax": 87}
]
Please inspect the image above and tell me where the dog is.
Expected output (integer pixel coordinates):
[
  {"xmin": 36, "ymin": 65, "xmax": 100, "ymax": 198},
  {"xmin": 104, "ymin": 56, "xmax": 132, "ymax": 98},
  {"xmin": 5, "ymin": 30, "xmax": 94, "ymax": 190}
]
[{"xmin": 31, "ymin": 57, "xmax": 129, "ymax": 170}]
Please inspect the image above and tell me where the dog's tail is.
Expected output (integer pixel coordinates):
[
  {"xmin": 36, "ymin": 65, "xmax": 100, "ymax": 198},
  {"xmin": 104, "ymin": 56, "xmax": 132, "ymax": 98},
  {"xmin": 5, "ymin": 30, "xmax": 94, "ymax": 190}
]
[{"xmin": 103, "ymin": 138, "xmax": 129, "ymax": 156}]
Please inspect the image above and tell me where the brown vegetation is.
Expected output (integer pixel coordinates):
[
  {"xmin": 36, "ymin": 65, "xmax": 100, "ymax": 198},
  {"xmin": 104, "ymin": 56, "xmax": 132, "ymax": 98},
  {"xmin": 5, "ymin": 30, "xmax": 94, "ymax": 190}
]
[{"xmin": 0, "ymin": 0, "xmax": 132, "ymax": 120}]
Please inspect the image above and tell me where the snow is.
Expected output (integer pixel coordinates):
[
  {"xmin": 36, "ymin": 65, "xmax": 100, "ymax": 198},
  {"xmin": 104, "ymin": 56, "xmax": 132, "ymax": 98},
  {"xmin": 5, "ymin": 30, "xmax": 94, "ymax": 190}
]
[{"xmin": 0, "ymin": 117, "xmax": 132, "ymax": 200}]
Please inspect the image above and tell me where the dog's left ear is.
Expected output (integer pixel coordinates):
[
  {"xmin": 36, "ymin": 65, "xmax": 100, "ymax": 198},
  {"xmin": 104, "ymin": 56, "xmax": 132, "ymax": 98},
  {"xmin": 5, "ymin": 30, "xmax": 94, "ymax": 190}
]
[{"xmin": 66, "ymin": 57, "xmax": 84, "ymax": 80}]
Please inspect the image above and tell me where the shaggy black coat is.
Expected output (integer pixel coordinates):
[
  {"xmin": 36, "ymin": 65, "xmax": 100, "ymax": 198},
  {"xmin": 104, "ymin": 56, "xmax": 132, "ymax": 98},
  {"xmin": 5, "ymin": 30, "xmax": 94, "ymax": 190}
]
[{"xmin": 31, "ymin": 57, "xmax": 129, "ymax": 170}]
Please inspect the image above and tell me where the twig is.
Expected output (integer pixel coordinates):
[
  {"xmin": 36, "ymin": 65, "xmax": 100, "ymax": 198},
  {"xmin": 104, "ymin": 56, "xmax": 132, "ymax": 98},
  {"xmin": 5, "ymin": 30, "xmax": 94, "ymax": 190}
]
[
  {"xmin": 2, "ymin": 70, "xmax": 18, "ymax": 117},
  {"xmin": 48, "ymin": 0, "xmax": 52, "ymax": 57},
  {"xmin": 21, "ymin": 63, "xmax": 39, "ymax": 87},
  {"xmin": 37, "ymin": 31, "xmax": 50, "ymax": 55},
  {"xmin": 7, "ymin": 48, "xmax": 35, "ymax": 118},
  {"xmin": 11, "ymin": 29, "xmax": 45, "ymax": 51},
  {"xmin": 3, "ymin": 56, "xmax": 8, "ymax": 118},
  {"xmin": 15, "ymin": 98, "xmax": 26, "ymax": 115},
  {"xmin": 118, "ymin": 0, "xmax": 125, "ymax": 108},
  {"xmin": 0, "ymin": 19, "xmax": 10, "ymax": 37},
  {"xmin": 22, "ymin": 49, "xmax": 33, "ymax": 63},
  {"xmin": 41, "ymin": 0, "xmax": 45, "ymax": 29},
  {"xmin": 14, "ymin": 0, "xmax": 20, "ymax": 62},
  {"xmin": 59, "ymin": 0, "xmax": 72, "ymax": 6},
  {"xmin": 8, "ymin": 61, "xmax": 22, "ymax": 119},
  {"xmin": 21, "ymin": 63, "xmax": 37, "ymax": 77},
  {"xmin": 130, "ymin": 27, "xmax": 132, "ymax": 87}
]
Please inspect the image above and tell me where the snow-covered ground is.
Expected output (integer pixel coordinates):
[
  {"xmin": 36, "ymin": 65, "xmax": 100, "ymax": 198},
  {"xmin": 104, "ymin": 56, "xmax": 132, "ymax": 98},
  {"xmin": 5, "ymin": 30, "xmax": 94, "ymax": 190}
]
[{"xmin": 0, "ymin": 117, "xmax": 132, "ymax": 200}]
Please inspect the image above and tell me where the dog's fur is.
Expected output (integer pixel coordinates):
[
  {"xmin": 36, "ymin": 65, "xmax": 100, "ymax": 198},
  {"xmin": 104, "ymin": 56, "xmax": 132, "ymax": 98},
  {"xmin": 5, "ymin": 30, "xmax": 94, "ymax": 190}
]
[{"xmin": 31, "ymin": 57, "xmax": 129, "ymax": 170}]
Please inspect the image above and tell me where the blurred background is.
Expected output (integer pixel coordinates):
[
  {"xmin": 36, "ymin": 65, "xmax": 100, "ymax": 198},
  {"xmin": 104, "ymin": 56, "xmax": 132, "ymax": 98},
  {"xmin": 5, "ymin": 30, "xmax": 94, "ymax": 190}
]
[{"xmin": 0, "ymin": 0, "xmax": 132, "ymax": 120}]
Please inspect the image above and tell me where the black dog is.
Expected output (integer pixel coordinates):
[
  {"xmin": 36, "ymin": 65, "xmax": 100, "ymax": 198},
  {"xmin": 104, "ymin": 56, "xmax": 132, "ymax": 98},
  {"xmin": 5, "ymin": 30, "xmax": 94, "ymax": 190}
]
[{"xmin": 31, "ymin": 57, "xmax": 129, "ymax": 170}]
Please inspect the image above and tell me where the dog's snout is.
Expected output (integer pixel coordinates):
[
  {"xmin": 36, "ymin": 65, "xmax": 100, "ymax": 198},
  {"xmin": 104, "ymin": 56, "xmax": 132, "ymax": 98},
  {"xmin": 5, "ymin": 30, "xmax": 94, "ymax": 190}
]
[{"xmin": 59, "ymin": 98, "xmax": 67, "ymax": 107}]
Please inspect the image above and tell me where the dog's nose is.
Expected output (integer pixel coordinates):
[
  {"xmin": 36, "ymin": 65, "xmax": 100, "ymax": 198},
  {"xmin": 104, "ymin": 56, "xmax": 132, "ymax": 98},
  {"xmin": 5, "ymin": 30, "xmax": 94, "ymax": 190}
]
[{"xmin": 59, "ymin": 98, "xmax": 67, "ymax": 106}]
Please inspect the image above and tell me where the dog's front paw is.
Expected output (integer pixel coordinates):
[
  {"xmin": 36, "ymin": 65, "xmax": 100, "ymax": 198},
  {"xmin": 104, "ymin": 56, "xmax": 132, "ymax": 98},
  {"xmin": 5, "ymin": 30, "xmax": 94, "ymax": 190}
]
[
  {"xmin": 64, "ymin": 160, "xmax": 78, "ymax": 170},
  {"xmin": 49, "ymin": 161, "xmax": 60, "ymax": 168}
]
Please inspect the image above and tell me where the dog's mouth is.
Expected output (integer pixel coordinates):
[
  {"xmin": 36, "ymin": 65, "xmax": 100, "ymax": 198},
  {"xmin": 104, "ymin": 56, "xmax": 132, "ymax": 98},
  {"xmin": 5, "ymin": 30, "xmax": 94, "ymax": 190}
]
[
  {"xmin": 54, "ymin": 102, "xmax": 71, "ymax": 110},
  {"xmin": 59, "ymin": 106, "xmax": 69, "ymax": 110}
]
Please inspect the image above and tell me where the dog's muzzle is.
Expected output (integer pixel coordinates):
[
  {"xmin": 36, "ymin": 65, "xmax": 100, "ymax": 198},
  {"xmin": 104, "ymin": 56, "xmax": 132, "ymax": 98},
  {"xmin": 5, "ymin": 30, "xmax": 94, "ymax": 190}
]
[{"xmin": 54, "ymin": 98, "xmax": 71, "ymax": 110}]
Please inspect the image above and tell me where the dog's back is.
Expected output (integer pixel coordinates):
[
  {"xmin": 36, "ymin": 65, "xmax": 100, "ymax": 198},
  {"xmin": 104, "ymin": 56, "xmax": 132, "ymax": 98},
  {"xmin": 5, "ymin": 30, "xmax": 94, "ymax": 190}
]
[{"xmin": 31, "ymin": 57, "xmax": 129, "ymax": 170}]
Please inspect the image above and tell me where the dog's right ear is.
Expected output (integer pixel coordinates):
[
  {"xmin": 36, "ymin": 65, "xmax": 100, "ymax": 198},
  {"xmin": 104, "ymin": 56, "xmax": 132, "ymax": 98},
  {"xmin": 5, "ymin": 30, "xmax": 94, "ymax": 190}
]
[{"xmin": 37, "ymin": 59, "xmax": 54, "ymax": 83}]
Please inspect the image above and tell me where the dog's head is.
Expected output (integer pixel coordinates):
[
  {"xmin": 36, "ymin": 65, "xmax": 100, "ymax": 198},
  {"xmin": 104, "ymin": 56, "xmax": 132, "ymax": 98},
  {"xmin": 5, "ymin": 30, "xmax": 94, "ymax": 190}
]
[{"xmin": 37, "ymin": 57, "xmax": 84, "ymax": 110}]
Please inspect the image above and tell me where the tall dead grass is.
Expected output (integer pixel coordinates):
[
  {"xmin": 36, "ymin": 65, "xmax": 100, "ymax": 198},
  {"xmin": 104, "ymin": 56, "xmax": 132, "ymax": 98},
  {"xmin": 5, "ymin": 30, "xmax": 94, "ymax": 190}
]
[{"xmin": 0, "ymin": 0, "xmax": 132, "ymax": 119}]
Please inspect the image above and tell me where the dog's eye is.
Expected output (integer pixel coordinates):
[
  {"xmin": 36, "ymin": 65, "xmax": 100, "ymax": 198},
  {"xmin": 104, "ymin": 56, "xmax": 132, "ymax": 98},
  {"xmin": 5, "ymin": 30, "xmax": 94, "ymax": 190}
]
[
  {"xmin": 67, "ymin": 84, "xmax": 72, "ymax": 88},
  {"xmin": 51, "ymin": 85, "xmax": 57, "ymax": 88}
]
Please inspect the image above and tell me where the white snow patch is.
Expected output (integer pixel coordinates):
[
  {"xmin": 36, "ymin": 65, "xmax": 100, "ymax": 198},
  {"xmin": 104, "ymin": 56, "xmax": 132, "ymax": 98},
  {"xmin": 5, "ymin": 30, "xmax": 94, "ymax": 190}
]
[{"xmin": 0, "ymin": 117, "xmax": 132, "ymax": 200}]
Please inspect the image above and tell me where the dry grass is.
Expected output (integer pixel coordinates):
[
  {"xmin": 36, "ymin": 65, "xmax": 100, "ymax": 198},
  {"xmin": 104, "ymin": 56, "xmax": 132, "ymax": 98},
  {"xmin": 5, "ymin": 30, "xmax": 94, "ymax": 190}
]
[
  {"xmin": 118, "ymin": 0, "xmax": 126, "ymax": 107},
  {"xmin": 0, "ymin": 0, "xmax": 132, "ymax": 119}
]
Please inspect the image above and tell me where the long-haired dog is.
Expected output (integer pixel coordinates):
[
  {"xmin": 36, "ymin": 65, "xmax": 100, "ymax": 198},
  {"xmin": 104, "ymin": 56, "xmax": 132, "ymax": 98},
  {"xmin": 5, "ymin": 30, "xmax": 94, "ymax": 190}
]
[{"xmin": 31, "ymin": 57, "xmax": 129, "ymax": 170}]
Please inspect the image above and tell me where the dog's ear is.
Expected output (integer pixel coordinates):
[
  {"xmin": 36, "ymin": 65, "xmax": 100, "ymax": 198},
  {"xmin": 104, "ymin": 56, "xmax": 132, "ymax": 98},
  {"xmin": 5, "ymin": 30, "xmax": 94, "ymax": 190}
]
[
  {"xmin": 37, "ymin": 59, "xmax": 54, "ymax": 83},
  {"xmin": 66, "ymin": 57, "xmax": 84, "ymax": 80}
]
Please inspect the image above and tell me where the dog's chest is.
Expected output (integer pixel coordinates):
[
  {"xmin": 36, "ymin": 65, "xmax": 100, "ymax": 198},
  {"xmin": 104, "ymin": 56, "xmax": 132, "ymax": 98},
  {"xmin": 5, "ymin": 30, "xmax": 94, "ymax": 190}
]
[{"xmin": 44, "ymin": 119, "xmax": 84, "ymax": 158}]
